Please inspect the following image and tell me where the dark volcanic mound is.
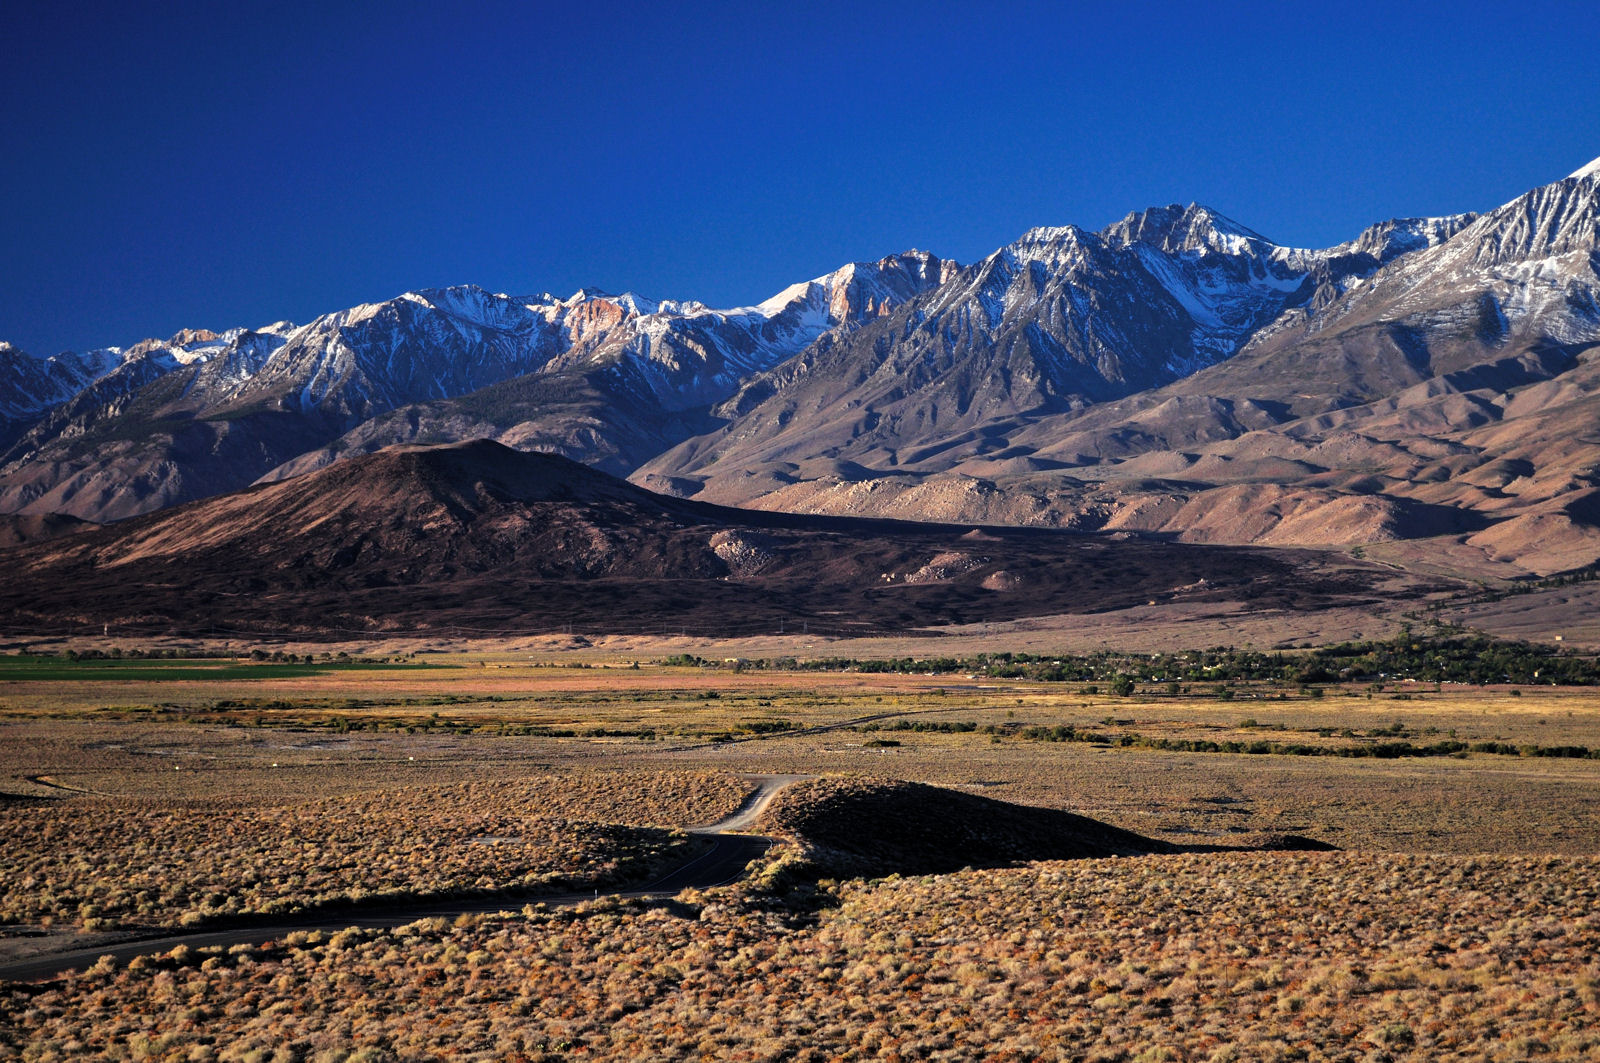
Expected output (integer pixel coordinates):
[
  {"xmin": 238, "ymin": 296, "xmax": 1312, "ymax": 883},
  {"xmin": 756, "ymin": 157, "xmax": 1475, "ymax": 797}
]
[
  {"xmin": 0, "ymin": 440, "xmax": 1390, "ymax": 639},
  {"xmin": 758, "ymin": 778, "xmax": 1173, "ymax": 877},
  {"xmin": 758, "ymin": 778, "xmax": 1337, "ymax": 880}
]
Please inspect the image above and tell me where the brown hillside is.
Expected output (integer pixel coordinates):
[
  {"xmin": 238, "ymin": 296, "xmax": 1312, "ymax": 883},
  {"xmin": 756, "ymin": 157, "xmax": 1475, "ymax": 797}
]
[{"xmin": 0, "ymin": 440, "xmax": 1404, "ymax": 639}]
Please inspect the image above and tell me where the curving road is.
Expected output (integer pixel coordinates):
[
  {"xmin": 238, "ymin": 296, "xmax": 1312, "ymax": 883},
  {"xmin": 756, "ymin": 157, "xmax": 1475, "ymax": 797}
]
[
  {"xmin": 0, "ymin": 773, "xmax": 808, "ymax": 984},
  {"xmin": 693, "ymin": 773, "xmax": 811, "ymax": 833}
]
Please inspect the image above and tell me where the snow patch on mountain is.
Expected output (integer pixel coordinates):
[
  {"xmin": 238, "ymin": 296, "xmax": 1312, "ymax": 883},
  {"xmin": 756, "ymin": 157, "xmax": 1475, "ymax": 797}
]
[
  {"xmin": 0, "ymin": 344, "xmax": 129, "ymax": 423},
  {"xmin": 524, "ymin": 250, "xmax": 953, "ymax": 409},
  {"xmin": 1568, "ymin": 155, "xmax": 1600, "ymax": 181}
]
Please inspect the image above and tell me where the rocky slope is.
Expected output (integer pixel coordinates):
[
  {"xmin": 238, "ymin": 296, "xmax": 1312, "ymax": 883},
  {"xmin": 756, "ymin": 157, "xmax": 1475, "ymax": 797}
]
[
  {"xmin": 637, "ymin": 206, "xmax": 1474, "ymax": 490},
  {"xmin": 0, "ymin": 254, "xmax": 952, "ymax": 521},
  {"xmin": 644, "ymin": 160, "xmax": 1600, "ymax": 576}
]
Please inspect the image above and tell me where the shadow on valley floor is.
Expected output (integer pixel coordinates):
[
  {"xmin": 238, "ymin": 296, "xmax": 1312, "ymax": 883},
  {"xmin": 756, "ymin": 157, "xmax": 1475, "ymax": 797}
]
[
  {"xmin": 755, "ymin": 778, "xmax": 1336, "ymax": 883},
  {"xmin": 1, "ymin": 779, "xmax": 1335, "ymax": 982}
]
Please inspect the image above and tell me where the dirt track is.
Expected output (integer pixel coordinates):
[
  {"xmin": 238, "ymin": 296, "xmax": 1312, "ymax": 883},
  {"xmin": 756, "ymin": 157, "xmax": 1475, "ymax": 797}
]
[{"xmin": 0, "ymin": 775, "xmax": 808, "ymax": 984}]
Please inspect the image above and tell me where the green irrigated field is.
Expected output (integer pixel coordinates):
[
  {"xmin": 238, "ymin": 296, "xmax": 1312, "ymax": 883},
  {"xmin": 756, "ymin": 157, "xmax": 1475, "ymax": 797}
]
[{"xmin": 0, "ymin": 654, "xmax": 444, "ymax": 684}]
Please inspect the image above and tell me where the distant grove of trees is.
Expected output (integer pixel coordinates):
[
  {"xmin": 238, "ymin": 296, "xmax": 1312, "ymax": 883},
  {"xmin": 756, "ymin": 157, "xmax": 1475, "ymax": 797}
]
[{"xmin": 664, "ymin": 634, "xmax": 1600, "ymax": 687}]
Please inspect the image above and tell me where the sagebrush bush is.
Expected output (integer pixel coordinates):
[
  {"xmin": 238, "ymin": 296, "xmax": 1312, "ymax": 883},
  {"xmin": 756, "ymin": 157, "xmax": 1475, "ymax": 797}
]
[
  {"xmin": 0, "ymin": 772, "xmax": 747, "ymax": 930},
  {"xmin": 5, "ymin": 851, "xmax": 1598, "ymax": 1060}
]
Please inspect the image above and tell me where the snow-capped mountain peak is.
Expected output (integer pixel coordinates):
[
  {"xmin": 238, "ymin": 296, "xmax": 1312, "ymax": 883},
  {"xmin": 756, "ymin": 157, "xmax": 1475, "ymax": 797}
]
[
  {"xmin": 1102, "ymin": 203, "xmax": 1274, "ymax": 258},
  {"xmin": 757, "ymin": 249, "xmax": 952, "ymax": 325},
  {"xmin": 1568, "ymin": 154, "xmax": 1600, "ymax": 181},
  {"xmin": 532, "ymin": 249, "xmax": 955, "ymax": 409},
  {"xmin": 1, "ymin": 346, "xmax": 106, "ymax": 423},
  {"xmin": 9, "ymin": 156, "xmax": 1597, "ymax": 532}
]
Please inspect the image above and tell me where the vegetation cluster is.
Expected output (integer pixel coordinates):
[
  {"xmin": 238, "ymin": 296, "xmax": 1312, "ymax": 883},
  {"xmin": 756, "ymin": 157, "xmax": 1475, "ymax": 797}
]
[
  {"xmin": 1011, "ymin": 724, "xmax": 1600, "ymax": 761},
  {"xmin": 5, "ymin": 852, "xmax": 1596, "ymax": 1060},
  {"xmin": 0, "ymin": 772, "xmax": 747, "ymax": 932},
  {"xmin": 668, "ymin": 635, "xmax": 1600, "ymax": 687},
  {"xmin": 853, "ymin": 716, "xmax": 1600, "ymax": 761}
]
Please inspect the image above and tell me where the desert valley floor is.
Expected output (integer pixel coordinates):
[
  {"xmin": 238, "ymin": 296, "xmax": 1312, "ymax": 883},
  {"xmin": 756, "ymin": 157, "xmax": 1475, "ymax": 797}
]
[{"xmin": 2, "ymin": 644, "xmax": 1598, "ymax": 1061}]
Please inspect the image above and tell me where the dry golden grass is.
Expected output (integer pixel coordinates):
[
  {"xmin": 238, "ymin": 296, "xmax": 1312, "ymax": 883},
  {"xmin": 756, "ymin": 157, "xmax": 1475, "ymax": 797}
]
[
  {"xmin": 4, "ymin": 852, "xmax": 1596, "ymax": 1060},
  {"xmin": 6, "ymin": 654, "xmax": 1596, "ymax": 745},
  {"xmin": 4, "ymin": 652, "xmax": 1600, "ymax": 1059},
  {"xmin": 0, "ymin": 772, "xmax": 748, "ymax": 933},
  {"xmin": 5, "ymin": 658, "xmax": 1600, "ymax": 859}
]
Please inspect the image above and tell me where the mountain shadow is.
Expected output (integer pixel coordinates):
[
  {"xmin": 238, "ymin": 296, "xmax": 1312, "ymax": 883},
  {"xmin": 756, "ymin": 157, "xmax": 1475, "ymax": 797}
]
[{"xmin": 0, "ymin": 440, "xmax": 1400, "ymax": 639}]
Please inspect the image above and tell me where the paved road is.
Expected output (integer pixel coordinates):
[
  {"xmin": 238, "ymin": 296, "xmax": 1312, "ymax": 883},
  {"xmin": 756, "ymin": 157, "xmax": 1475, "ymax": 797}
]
[{"xmin": 0, "ymin": 773, "xmax": 808, "ymax": 984}]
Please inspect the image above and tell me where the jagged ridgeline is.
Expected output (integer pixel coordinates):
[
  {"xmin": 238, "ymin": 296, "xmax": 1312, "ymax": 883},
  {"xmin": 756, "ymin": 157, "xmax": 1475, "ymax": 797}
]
[
  {"xmin": 0, "ymin": 254, "xmax": 953, "ymax": 520},
  {"xmin": 3, "ymin": 157, "xmax": 1598, "ymax": 576}
]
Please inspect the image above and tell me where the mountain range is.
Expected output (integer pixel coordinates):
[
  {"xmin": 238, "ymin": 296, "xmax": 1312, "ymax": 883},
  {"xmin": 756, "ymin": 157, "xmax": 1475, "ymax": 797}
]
[{"xmin": 4, "ymin": 156, "xmax": 1598, "ymax": 579}]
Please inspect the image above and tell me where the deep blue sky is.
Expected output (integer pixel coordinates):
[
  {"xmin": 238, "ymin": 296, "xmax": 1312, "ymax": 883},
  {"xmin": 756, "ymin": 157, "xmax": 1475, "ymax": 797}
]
[{"xmin": 4, "ymin": 0, "xmax": 1597, "ymax": 356}]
